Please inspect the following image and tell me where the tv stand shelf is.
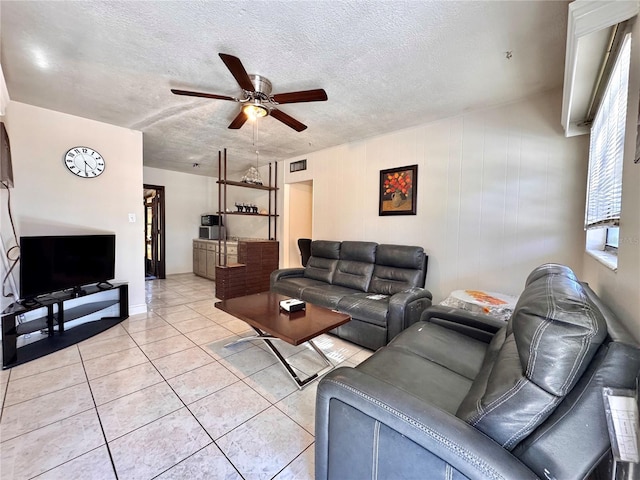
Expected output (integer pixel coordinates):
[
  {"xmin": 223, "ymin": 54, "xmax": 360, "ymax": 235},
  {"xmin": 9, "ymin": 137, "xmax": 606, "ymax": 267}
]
[{"xmin": 1, "ymin": 283, "xmax": 128, "ymax": 368}]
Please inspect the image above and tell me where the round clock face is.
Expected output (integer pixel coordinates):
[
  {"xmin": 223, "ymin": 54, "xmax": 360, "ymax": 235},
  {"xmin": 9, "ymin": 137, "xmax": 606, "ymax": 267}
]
[{"xmin": 63, "ymin": 146, "xmax": 105, "ymax": 178}]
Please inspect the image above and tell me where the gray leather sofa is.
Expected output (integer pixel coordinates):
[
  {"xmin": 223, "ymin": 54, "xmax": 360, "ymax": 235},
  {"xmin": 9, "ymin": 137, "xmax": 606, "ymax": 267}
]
[
  {"xmin": 316, "ymin": 264, "xmax": 640, "ymax": 480},
  {"xmin": 270, "ymin": 240, "xmax": 431, "ymax": 350}
]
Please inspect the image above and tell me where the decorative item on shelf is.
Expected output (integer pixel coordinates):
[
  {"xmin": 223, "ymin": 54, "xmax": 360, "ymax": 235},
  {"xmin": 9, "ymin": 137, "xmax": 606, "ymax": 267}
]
[
  {"xmin": 260, "ymin": 209, "xmax": 267, "ymax": 215},
  {"xmin": 379, "ymin": 164, "xmax": 418, "ymax": 216},
  {"xmin": 241, "ymin": 166, "xmax": 263, "ymax": 185},
  {"xmin": 241, "ymin": 150, "xmax": 264, "ymax": 185}
]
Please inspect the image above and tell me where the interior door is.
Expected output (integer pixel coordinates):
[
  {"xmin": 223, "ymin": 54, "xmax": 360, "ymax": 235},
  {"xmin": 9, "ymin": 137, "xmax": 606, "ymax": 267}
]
[{"xmin": 144, "ymin": 185, "xmax": 166, "ymax": 279}]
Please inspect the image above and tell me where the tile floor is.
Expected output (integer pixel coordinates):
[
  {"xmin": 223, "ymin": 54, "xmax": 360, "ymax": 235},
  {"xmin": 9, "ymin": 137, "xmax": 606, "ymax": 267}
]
[{"xmin": 0, "ymin": 274, "xmax": 373, "ymax": 479}]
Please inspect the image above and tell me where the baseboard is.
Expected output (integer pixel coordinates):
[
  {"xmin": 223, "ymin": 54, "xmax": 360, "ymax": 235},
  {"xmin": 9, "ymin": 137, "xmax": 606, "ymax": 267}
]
[{"xmin": 129, "ymin": 304, "xmax": 148, "ymax": 316}]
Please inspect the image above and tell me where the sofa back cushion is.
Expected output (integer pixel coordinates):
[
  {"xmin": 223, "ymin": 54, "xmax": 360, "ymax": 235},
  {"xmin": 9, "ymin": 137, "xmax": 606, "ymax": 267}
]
[
  {"xmin": 304, "ymin": 240, "xmax": 341, "ymax": 283},
  {"xmin": 456, "ymin": 265, "xmax": 608, "ymax": 450},
  {"xmin": 332, "ymin": 241, "xmax": 377, "ymax": 291},
  {"xmin": 369, "ymin": 244, "xmax": 427, "ymax": 295}
]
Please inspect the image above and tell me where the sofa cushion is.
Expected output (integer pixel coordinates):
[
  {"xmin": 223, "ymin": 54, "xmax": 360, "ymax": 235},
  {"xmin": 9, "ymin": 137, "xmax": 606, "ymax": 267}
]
[
  {"xmin": 336, "ymin": 293, "xmax": 389, "ymax": 327},
  {"xmin": 358, "ymin": 322, "xmax": 486, "ymax": 413},
  {"xmin": 303, "ymin": 241, "xmax": 341, "ymax": 283},
  {"xmin": 369, "ymin": 245, "xmax": 426, "ymax": 295},
  {"xmin": 302, "ymin": 284, "xmax": 363, "ymax": 309},
  {"xmin": 457, "ymin": 268, "xmax": 608, "ymax": 450},
  {"xmin": 271, "ymin": 277, "xmax": 328, "ymax": 299},
  {"xmin": 332, "ymin": 242, "xmax": 377, "ymax": 291}
]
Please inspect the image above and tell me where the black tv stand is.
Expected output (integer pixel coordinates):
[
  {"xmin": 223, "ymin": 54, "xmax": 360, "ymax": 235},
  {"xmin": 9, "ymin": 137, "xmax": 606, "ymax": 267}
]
[{"xmin": 1, "ymin": 283, "xmax": 128, "ymax": 368}]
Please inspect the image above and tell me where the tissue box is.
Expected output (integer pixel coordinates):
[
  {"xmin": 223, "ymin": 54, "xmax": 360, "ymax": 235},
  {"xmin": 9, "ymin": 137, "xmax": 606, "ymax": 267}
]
[{"xmin": 279, "ymin": 299, "xmax": 306, "ymax": 313}]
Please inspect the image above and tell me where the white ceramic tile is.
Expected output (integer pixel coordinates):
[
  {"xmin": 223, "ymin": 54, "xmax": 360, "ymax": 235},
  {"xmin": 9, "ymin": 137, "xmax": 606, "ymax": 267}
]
[
  {"xmin": 243, "ymin": 363, "xmax": 299, "ymax": 404},
  {"xmin": 89, "ymin": 362, "xmax": 163, "ymax": 405},
  {"xmin": 168, "ymin": 361, "xmax": 239, "ymax": 405},
  {"xmin": 78, "ymin": 335, "xmax": 138, "ymax": 361},
  {"xmin": 1, "ymin": 382, "xmax": 94, "ymax": 442},
  {"xmin": 275, "ymin": 382, "xmax": 319, "ymax": 435},
  {"xmin": 0, "ymin": 368, "xmax": 11, "ymax": 385},
  {"xmin": 121, "ymin": 314, "xmax": 169, "ymax": 333},
  {"xmin": 128, "ymin": 324, "xmax": 181, "ymax": 345},
  {"xmin": 285, "ymin": 349, "xmax": 331, "ymax": 377},
  {"xmin": 9, "ymin": 346, "xmax": 81, "ymax": 380},
  {"xmin": 219, "ymin": 318, "xmax": 253, "ymax": 334},
  {"xmin": 158, "ymin": 307, "xmax": 202, "ymax": 324},
  {"xmin": 217, "ymin": 406, "xmax": 314, "ymax": 480},
  {"xmin": 139, "ymin": 335, "xmax": 197, "ymax": 360},
  {"xmin": 0, "ymin": 409, "xmax": 104, "ymax": 479},
  {"xmin": 155, "ymin": 443, "xmax": 242, "ymax": 480},
  {"xmin": 148, "ymin": 304, "xmax": 189, "ymax": 317},
  {"xmin": 184, "ymin": 299, "xmax": 218, "ymax": 316},
  {"xmin": 203, "ymin": 333, "xmax": 257, "ymax": 360},
  {"xmin": 80, "ymin": 324, "xmax": 129, "ymax": 345},
  {"xmin": 217, "ymin": 345, "xmax": 278, "ymax": 379},
  {"xmin": 183, "ymin": 324, "xmax": 235, "ymax": 345},
  {"xmin": 171, "ymin": 315, "xmax": 216, "ymax": 334},
  {"xmin": 82, "ymin": 346, "xmax": 149, "ymax": 380},
  {"xmin": 189, "ymin": 381, "xmax": 270, "ymax": 439},
  {"xmin": 152, "ymin": 346, "xmax": 215, "ymax": 379},
  {"xmin": 314, "ymin": 334, "xmax": 362, "ymax": 363},
  {"xmin": 4, "ymin": 362, "xmax": 87, "ymax": 407},
  {"xmin": 33, "ymin": 446, "xmax": 116, "ymax": 480},
  {"xmin": 109, "ymin": 408, "xmax": 211, "ymax": 480},
  {"xmin": 348, "ymin": 347, "xmax": 374, "ymax": 365},
  {"xmin": 273, "ymin": 444, "xmax": 315, "ymax": 480},
  {"xmin": 98, "ymin": 382, "xmax": 183, "ymax": 441}
]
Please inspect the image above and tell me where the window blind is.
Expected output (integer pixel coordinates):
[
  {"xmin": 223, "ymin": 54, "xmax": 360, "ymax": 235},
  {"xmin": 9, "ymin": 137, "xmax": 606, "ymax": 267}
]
[{"xmin": 585, "ymin": 34, "xmax": 631, "ymax": 229}]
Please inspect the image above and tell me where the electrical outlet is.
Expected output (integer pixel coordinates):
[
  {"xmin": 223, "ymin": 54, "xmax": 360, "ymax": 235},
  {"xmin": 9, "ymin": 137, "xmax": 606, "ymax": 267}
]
[{"xmin": 128, "ymin": 213, "xmax": 136, "ymax": 223}]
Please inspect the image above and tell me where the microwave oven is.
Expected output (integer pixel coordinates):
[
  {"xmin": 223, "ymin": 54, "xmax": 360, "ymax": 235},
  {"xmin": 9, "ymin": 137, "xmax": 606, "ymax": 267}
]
[
  {"xmin": 201, "ymin": 214, "xmax": 222, "ymax": 226},
  {"xmin": 199, "ymin": 226, "xmax": 226, "ymax": 240}
]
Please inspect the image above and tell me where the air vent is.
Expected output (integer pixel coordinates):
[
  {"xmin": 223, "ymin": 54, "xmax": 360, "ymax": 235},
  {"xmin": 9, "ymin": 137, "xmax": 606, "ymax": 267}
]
[{"xmin": 290, "ymin": 159, "xmax": 307, "ymax": 173}]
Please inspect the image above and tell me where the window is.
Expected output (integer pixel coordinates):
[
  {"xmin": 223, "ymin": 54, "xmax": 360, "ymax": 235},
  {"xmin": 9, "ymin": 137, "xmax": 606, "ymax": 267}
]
[{"xmin": 585, "ymin": 32, "xmax": 631, "ymax": 269}]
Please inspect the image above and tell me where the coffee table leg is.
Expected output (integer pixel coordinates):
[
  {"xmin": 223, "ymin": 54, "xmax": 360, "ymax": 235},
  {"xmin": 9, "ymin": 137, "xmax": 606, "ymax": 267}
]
[{"xmin": 224, "ymin": 327, "xmax": 335, "ymax": 389}]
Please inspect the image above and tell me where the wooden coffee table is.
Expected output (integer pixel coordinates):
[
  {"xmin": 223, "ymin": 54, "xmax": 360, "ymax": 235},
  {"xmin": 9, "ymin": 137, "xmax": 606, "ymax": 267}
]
[{"xmin": 215, "ymin": 292, "xmax": 350, "ymax": 389}]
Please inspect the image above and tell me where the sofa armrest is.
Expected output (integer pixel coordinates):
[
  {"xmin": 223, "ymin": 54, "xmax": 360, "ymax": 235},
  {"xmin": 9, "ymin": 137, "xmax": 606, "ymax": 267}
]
[
  {"xmin": 386, "ymin": 287, "xmax": 433, "ymax": 341},
  {"xmin": 316, "ymin": 367, "xmax": 539, "ymax": 480},
  {"xmin": 421, "ymin": 305, "xmax": 506, "ymax": 343},
  {"xmin": 269, "ymin": 268, "xmax": 305, "ymax": 288}
]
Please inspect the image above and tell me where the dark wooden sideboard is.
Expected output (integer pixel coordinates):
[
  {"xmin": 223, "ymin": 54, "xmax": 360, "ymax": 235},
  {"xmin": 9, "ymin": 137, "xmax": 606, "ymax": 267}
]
[{"xmin": 216, "ymin": 240, "xmax": 279, "ymax": 300}]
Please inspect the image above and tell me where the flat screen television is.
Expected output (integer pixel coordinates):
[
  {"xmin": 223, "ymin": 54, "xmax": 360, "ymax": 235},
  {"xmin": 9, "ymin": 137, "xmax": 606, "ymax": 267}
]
[{"xmin": 20, "ymin": 234, "xmax": 116, "ymax": 300}]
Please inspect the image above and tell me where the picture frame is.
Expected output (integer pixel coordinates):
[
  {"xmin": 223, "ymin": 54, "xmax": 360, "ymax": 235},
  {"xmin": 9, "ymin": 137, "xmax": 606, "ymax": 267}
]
[{"xmin": 379, "ymin": 164, "xmax": 418, "ymax": 216}]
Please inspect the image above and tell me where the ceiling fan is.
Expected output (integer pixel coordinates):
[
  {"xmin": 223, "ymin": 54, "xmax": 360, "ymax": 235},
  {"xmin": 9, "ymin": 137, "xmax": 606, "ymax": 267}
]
[{"xmin": 171, "ymin": 53, "xmax": 328, "ymax": 132}]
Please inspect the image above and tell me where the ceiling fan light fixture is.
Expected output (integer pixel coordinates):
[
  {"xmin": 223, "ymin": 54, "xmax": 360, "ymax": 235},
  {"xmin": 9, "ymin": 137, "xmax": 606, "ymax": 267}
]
[{"xmin": 243, "ymin": 102, "xmax": 268, "ymax": 119}]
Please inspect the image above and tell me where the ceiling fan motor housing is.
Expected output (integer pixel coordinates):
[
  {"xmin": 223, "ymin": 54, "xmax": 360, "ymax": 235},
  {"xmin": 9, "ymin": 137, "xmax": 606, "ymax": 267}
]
[{"xmin": 249, "ymin": 74, "xmax": 272, "ymax": 100}]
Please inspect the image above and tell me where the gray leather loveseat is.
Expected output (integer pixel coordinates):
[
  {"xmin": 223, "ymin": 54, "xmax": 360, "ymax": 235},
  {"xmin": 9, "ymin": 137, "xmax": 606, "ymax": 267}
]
[
  {"xmin": 316, "ymin": 264, "xmax": 640, "ymax": 479},
  {"xmin": 270, "ymin": 240, "xmax": 431, "ymax": 350}
]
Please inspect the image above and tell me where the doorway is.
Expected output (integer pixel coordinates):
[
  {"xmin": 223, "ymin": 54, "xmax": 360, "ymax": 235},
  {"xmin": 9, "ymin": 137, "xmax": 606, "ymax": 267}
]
[
  {"xmin": 285, "ymin": 180, "xmax": 313, "ymax": 267},
  {"xmin": 143, "ymin": 184, "xmax": 166, "ymax": 279}
]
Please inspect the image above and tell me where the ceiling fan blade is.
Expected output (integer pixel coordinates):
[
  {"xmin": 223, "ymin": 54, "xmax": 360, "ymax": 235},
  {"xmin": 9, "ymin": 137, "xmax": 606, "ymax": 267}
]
[
  {"xmin": 171, "ymin": 89, "xmax": 236, "ymax": 101},
  {"xmin": 228, "ymin": 110, "xmax": 248, "ymax": 129},
  {"xmin": 270, "ymin": 109, "xmax": 307, "ymax": 132},
  {"xmin": 272, "ymin": 89, "xmax": 328, "ymax": 104},
  {"xmin": 219, "ymin": 53, "xmax": 255, "ymax": 92}
]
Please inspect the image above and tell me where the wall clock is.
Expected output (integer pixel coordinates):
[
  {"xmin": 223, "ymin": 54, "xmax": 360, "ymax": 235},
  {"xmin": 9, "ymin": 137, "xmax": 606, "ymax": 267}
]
[{"xmin": 63, "ymin": 146, "xmax": 105, "ymax": 178}]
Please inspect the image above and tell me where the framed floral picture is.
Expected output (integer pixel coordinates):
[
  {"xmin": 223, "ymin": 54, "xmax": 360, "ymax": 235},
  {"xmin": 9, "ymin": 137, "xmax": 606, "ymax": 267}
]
[{"xmin": 379, "ymin": 164, "xmax": 418, "ymax": 216}]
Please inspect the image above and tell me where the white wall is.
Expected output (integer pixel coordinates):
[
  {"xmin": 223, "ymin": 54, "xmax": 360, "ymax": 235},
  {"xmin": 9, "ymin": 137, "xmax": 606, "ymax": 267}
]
[
  {"xmin": 0, "ymin": 102, "xmax": 145, "ymax": 313},
  {"xmin": 582, "ymin": 17, "xmax": 640, "ymax": 344},
  {"xmin": 143, "ymin": 166, "xmax": 217, "ymax": 274},
  {"xmin": 285, "ymin": 181, "xmax": 313, "ymax": 267},
  {"xmin": 282, "ymin": 88, "xmax": 589, "ymax": 302}
]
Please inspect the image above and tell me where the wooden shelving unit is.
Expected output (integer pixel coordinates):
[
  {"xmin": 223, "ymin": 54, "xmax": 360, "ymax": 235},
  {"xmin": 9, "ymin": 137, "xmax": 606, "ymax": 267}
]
[{"xmin": 215, "ymin": 149, "xmax": 279, "ymax": 299}]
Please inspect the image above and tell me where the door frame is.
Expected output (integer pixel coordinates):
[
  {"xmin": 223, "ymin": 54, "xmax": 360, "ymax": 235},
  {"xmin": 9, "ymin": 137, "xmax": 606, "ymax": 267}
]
[{"xmin": 144, "ymin": 184, "xmax": 166, "ymax": 279}]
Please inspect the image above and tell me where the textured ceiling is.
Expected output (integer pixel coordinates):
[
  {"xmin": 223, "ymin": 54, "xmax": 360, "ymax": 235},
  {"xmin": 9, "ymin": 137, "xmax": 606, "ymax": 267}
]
[{"xmin": 1, "ymin": 1, "xmax": 569, "ymax": 177}]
